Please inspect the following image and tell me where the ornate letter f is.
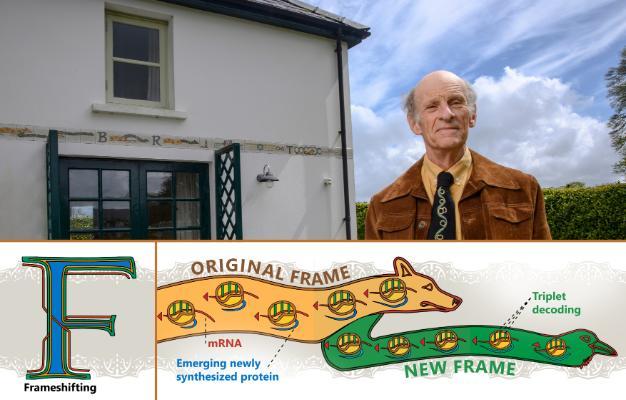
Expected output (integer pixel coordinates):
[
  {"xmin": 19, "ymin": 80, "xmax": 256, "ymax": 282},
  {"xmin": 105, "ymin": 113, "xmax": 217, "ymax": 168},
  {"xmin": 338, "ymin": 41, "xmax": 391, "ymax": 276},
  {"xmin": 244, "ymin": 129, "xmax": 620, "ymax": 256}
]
[{"xmin": 22, "ymin": 257, "xmax": 136, "ymax": 380}]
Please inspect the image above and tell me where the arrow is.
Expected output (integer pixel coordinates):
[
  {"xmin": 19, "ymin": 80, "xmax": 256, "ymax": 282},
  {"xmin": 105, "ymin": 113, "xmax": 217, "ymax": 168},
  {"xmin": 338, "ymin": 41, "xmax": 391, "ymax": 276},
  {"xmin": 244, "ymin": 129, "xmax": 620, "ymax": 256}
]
[
  {"xmin": 364, "ymin": 289, "xmax": 369, "ymax": 298},
  {"xmin": 157, "ymin": 312, "xmax": 163, "ymax": 321},
  {"xmin": 472, "ymin": 337, "xmax": 477, "ymax": 345},
  {"xmin": 375, "ymin": 344, "xmax": 380, "ymax": 352},
  {"xmin": 420, "ymin": 338, "xmax": 425, "ymax": 346},
  {"xmin": 254, "ymin": 312, "xmax": 260, "ymax": 321},
  {"xmin": 313, "ymin": 301, "xmax": 319, "ymax": 310},
  {"xmin": 203, "ymin": 292, "xmax": 209, "ymax": 301}
]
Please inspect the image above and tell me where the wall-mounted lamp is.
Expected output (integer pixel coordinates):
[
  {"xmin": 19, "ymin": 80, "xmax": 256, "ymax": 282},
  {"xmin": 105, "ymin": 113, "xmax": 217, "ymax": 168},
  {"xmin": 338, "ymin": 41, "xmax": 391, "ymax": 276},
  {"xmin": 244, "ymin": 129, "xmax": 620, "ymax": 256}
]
[{"xmin": 256, "ymin": 164, "xmax": 279, "ymax": 188}]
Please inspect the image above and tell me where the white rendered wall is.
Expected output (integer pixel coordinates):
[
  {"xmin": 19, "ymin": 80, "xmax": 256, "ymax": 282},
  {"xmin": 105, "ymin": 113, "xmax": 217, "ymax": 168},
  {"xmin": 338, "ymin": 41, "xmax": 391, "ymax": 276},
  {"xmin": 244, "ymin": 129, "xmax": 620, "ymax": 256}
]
[
  {"xmin": 0, "ymin": 141, "xmax": 48, "ymax": 239},
  {"xmin": 0, "ymin": 0, "xmax": 357, "ymax": 239}
]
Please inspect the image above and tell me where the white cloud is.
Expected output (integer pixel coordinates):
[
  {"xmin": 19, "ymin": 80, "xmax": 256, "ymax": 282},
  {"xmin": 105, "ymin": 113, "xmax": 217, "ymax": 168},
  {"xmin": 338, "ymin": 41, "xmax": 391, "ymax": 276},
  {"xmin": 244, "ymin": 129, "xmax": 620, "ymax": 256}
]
[
  {"xmin": 352, "ymin": 104, "xmax": 421, "ymax": 201},
  {"xmin": 353, "ymin": 68, "xmax": 620, "ymax": 201},
  {"xmin": 471, "ymin": 68, "xmax": 619, "ymax": 186}
]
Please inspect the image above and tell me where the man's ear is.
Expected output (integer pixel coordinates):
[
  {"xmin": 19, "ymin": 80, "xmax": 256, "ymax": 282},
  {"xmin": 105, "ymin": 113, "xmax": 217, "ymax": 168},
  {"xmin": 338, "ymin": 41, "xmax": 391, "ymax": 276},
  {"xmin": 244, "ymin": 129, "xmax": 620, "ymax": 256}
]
[
  {"xmin": 469, "ymin": 105, "xmax": 477, "ymax": 128},
  {"xmin": 407, "ymin": 114, "xmax": 422, "ymax": 136}
]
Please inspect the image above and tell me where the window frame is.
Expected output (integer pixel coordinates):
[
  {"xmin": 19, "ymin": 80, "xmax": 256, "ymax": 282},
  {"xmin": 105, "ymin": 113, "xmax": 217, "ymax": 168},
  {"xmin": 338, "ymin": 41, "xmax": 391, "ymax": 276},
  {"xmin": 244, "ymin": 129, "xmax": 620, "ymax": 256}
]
[
  {"xmin": 59, "ymin": 158, "xmax": 210, "ymax": 240},
  {"xmin": 141, "ymin": 161, "xmax": 210, "ymax": 240},
  {"xmin": 105, "ymin": 11, "xmax": 169, "ymax": 108}
]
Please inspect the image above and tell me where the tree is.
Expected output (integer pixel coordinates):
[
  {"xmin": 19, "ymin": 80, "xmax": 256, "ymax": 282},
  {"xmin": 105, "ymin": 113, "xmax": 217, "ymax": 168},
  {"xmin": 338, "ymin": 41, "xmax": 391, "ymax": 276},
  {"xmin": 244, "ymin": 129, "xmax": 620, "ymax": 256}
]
[
  {"xmin": 563, "ymin": 181, "xmax": 585, "ymax": 189},
  {"xmin": 606, "ymin": 46, "xmax": 626, "ymax": 175}
]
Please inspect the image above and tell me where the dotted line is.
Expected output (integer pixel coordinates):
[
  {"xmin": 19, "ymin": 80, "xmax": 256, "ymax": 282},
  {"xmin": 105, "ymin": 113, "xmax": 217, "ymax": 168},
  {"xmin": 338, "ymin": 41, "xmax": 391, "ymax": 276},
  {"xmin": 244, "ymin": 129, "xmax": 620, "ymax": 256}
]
[
  {"xmin": 204, "ymin": 317, "xmax": 207, "ymax": 345},
  {"xmin": 266, "ymin": 328, "xmax": 295, "ymax": 369},
  {"xmin": 503, "ymin": 296, "xmax": 531, "ymax": 327}
]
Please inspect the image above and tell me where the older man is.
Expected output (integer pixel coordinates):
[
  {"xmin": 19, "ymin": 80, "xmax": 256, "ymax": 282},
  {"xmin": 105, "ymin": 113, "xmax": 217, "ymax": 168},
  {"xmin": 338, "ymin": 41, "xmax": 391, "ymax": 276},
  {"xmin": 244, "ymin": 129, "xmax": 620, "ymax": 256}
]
[{"xmin": 365, "ymin": 71, "xmax": 551, "ymax": 240}]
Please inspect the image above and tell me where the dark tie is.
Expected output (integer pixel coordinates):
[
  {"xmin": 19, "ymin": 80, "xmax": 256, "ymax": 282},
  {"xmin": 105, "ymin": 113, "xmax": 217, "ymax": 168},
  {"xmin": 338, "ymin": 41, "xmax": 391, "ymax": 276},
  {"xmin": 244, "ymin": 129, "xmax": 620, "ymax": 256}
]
[{"xmin": 427, "ymin": 171, "xmax": 456, "ymax": 240}]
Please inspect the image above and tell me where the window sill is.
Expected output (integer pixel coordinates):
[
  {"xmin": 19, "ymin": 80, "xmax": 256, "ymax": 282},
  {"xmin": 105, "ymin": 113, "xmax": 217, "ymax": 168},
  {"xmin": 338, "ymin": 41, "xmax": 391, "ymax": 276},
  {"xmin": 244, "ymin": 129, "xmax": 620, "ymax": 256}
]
[{"xmin": 92, "ymin": 103, "xmax": 188, "ymax": 120}]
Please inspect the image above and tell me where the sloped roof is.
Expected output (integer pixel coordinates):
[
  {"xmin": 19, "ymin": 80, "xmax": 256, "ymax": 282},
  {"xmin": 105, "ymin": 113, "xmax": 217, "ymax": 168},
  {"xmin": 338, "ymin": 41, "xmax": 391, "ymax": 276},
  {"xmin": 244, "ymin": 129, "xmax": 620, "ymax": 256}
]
[{"xmin": 158, "ymin": 0, "xmax": 371, "ymax": 47}]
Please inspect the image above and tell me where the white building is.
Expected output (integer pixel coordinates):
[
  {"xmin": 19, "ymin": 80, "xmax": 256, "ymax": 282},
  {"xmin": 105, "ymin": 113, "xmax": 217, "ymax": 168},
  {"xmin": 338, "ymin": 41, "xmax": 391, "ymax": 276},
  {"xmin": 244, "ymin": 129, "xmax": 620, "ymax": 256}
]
[{"xmin": 0, "ymin": 0, "xmax": 369, "ymax": 240}]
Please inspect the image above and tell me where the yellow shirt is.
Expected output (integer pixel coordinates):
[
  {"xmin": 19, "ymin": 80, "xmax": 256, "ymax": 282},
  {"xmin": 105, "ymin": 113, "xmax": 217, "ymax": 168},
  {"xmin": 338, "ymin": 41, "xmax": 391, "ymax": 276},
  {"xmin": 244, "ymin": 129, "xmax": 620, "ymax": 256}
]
[{"xmin": 421, "ymin": 147, "xmax": 473, "ymax": 239}]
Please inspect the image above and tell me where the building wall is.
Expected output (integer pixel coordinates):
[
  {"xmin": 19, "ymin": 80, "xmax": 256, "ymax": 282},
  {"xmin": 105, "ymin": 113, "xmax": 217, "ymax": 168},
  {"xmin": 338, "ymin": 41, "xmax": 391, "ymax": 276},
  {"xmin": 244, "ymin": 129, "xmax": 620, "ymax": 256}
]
[
  {"xmin": 0, "ymin": 141, "xmax": 48, "ymax": 238},
  {"xmin": 0, "ymin": 0, "xmax": 357, "ymax": 239}
]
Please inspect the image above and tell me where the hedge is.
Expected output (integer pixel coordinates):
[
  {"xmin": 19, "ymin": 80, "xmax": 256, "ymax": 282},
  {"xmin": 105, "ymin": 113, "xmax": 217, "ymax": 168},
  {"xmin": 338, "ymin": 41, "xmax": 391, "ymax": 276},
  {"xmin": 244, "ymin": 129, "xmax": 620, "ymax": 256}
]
[
  {"xmin": 356, "ymin": 202, "xmax": 369, "ymax": 240},
  {"xmin": 543, "ymin": 183, "xmax": 626, "ymax": 239},
  {"xmin": 356, "ymin": 183, "xmax": 626, "ymax": 240}
]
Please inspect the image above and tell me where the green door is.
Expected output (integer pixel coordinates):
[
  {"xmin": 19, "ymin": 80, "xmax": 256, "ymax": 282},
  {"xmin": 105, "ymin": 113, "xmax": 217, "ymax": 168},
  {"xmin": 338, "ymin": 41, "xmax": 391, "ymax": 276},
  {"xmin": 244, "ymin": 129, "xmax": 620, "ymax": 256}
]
[
  {"xmin": 215, "ymin": 143, "xmax": 243, "ymax": 239},
  {"xmin": 58, "ymin": 158, "xmax": 210, "ymax": 239}
]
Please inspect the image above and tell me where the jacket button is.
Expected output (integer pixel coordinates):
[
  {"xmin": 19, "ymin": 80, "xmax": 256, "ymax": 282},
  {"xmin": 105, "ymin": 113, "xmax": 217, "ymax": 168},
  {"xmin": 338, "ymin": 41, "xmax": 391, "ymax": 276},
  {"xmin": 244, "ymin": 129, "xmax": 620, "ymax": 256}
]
[{"xmin": 418, "ymin": 221, "xmax": 426, "ymax": 229}]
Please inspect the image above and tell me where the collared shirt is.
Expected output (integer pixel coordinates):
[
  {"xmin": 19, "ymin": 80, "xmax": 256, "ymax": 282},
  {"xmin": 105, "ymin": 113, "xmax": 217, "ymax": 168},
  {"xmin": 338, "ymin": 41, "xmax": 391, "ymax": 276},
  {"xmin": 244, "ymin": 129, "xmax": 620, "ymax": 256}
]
[{"xmin": 421, "ymin": 147, "xmax": 473, "ymax": 239}]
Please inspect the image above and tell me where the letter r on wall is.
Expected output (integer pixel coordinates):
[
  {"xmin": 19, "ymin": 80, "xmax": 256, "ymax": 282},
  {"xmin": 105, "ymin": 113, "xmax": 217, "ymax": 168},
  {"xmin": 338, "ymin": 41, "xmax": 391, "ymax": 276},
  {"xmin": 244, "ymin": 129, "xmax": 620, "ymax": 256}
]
[{"xmin": 22, "ymin": 257, "xmax": 136, "ymax": 380}]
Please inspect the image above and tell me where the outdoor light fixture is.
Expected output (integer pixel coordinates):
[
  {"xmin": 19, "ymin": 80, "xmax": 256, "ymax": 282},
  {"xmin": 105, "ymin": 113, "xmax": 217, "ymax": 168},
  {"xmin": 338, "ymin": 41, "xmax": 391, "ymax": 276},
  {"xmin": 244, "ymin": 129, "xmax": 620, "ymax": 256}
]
[{"xmin": 257, "ymin": 164, "xmax": 279, "ymax": 188}]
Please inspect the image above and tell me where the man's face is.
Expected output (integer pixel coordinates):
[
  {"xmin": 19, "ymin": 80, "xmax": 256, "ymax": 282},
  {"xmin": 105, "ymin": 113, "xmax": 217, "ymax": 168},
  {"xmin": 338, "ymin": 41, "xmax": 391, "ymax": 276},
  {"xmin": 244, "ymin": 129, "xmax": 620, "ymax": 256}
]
[{"xmin": 408, "ymin": 73, "xmax": 476, "ymax": 154}]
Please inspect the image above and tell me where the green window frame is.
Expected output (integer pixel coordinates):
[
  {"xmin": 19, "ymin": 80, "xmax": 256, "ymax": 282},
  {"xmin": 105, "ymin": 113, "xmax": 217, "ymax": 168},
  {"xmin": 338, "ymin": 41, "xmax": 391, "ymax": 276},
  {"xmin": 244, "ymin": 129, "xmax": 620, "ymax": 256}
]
[{"xmin": 59, "ymin": 158, "xmax": 210, "ymax": 239}]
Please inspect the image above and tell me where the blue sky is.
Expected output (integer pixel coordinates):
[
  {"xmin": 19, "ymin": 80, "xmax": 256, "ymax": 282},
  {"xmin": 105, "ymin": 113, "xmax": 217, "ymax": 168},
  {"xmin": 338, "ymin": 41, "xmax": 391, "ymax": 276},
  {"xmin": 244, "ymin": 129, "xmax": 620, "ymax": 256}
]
[{"xmin": 307, "ymin": 0, "xmax": 626, "ymax": 201}]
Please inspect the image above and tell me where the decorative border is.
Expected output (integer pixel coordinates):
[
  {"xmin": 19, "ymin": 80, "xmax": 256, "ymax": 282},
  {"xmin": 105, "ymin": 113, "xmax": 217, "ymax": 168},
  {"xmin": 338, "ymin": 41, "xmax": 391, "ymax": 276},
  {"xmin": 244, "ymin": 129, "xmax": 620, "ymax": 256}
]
[
  {"xmin": 0, "ymin": 355, "xmax": 154, "ymax": 379},
  {"xmin": 0, "ymin": 123, "xmax": 352, "ymax": 159}
]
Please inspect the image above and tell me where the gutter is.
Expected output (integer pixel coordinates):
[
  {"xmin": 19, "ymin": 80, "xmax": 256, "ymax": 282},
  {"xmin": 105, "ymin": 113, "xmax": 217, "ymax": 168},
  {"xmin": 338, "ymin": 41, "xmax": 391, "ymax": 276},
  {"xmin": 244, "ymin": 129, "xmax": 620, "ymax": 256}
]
[
  {"xmin": 336, "ymin": 29, "xmax": 351, "ymax": 240},
  {"xmin": 158, "ymin": 0, "xmax": 370, "ymax": 48}
]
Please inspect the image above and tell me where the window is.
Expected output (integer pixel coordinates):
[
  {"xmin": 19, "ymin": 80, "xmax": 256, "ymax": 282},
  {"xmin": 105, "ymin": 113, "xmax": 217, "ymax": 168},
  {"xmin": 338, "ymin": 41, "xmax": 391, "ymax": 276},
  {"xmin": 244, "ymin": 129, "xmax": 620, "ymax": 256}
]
[
  {"xmin": 59, "ymin": 159, "xmax": 210, "ymax": 239},
  {"xmin": 106, "ymin": 12, "xmax": 168, "ymax": 108}
]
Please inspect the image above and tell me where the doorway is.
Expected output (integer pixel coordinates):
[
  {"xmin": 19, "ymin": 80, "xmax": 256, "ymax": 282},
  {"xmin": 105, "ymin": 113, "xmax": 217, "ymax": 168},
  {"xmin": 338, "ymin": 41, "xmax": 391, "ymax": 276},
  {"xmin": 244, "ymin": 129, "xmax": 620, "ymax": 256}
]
[{"xmin": 58, "ymin": 158, "xmax": 210, "ymax": 239}]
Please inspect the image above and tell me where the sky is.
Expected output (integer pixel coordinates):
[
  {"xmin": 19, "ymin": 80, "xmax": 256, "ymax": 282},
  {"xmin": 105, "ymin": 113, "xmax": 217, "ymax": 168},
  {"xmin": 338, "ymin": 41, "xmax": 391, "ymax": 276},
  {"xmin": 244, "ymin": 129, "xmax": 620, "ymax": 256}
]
[{"xmin": 307, "ymin": 0, "xmax": 626, "ymax": 201}]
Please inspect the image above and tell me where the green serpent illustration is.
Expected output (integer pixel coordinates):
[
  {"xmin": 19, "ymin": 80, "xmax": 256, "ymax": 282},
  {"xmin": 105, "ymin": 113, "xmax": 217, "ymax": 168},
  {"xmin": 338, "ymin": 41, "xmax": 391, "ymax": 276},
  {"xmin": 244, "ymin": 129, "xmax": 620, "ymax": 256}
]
[{"xmin": 322, "ymin": 314, "xmax": 617, "ymax": 371}]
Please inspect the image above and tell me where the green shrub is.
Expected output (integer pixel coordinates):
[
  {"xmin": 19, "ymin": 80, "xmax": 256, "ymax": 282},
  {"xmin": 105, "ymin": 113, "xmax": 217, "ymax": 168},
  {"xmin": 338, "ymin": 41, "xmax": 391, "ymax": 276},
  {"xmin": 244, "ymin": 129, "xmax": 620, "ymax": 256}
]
[
  {"xmin": 356, "ymin": 202, "xmax": 369, "ymax": 240},
  {"xmin": 355, "ymin": 183, "xmax": 626, "ymax": 240},
  {"xmin": 544, "ymin": 183, "xmax": 626, "ymax": 239}
]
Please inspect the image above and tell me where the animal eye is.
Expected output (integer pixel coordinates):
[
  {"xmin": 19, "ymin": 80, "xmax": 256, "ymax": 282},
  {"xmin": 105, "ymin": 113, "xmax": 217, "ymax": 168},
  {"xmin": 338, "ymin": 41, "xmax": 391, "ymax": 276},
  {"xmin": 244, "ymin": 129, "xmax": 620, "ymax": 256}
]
[
  {"xmin": 580, "ymin": 335, "xmax": 590, "ymax": 343},
  {"xmin": 422, "ymin": 283, "xmax": 433, "ymax": 291}
]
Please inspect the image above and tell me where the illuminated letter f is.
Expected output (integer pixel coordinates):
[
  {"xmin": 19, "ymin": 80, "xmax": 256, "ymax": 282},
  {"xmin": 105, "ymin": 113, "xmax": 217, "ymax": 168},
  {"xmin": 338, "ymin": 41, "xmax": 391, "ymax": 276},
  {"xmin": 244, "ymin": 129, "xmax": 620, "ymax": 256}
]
[{"xmin": 22, "ymin": 257, "xmax": 136, "ymax": 380}]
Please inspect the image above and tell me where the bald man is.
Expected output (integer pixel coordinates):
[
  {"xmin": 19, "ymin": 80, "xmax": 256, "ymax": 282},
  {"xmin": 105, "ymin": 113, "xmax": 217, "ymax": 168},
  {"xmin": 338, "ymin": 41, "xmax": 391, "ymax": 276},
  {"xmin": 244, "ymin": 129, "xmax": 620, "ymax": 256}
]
[{"xmin": 365, "ymin": 71, "xmax": 551, "ymax": 240}]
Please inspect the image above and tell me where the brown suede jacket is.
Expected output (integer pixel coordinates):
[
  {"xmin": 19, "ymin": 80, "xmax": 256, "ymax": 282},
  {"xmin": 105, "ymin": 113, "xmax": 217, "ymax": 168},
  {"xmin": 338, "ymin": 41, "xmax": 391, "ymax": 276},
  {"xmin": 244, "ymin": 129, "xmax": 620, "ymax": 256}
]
[{"xmin": 365, "ymin": 149, "xmax": 551, "ymax": 240}]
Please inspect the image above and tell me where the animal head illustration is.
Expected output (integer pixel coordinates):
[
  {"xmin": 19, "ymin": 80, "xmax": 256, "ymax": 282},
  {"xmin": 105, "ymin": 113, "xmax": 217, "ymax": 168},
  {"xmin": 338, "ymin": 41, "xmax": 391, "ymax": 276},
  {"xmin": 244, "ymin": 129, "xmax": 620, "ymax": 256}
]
[
  {"xmin": 376, "ymin": 257, "xmax": 462, "ymax": 313},
  {"xmin": 574, "ymin": 329, "xmax": 618, "ymax": 366}
]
